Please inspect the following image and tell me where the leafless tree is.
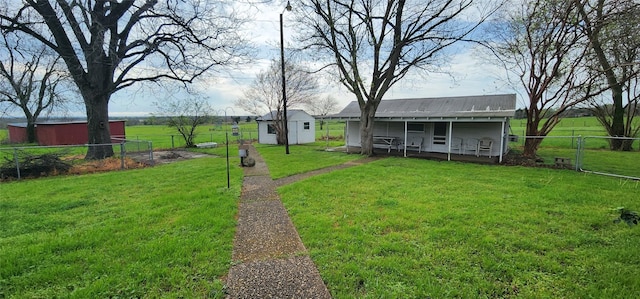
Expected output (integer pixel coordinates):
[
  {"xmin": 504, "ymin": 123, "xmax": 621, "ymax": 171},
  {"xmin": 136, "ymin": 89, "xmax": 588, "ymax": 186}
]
[
  {"xmin": 0, "ymin": 32, "xmax": 73, "ymax": 143},
  {"xmin": 489, "ymin": 0, "xmax": 587, "ymax": 158},
  {"xmin": 295, "ymin": 0, "xmax": 499, "ymax": 155},
  {"xmin": 0, "ymin": 0, "xmax": 249, "ymax": 159},
  {"xmin": 574, "ymin": 0, "xmax": 640, "ymax": 150},
  {"xmin": 306, "ymin": 95, "xmax": 339, "ymax": 130},
  {"xmin": 235, "ymin": 59, "xmax": 319, "ymax": 145},
  {"xmin": 153, "ymin": 96, "xmax": 212, "ymax": 148}
]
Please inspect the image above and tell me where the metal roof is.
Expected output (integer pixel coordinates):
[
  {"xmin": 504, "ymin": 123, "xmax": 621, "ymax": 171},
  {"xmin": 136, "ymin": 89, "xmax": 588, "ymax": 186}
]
[
  {"xmin": 8, "ymin": 120, "xmax": 125, "ymax": 127},
  {"xmin": 256, "ymin": 109, "xmax": 311, "ymax": 121},
  {"xmin": 329, "ymin": 94, "xmax": 516, "ymax": 119}
]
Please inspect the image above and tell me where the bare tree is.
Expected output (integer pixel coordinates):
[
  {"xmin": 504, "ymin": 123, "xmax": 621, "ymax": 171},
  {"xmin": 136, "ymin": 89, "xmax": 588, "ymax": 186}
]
[
  {"xmin": 574, "ymin": 0, "xmax": 640, "ymax": 150},
  {"xmin": 306, "ymin": 95, "xmax": 339, "ymax": 130},
  {"xmin": 0, "ymin": 32, "xmax": 72, "ymax": 143},
  {"xmin": 0, "ymin": 0, "xmax": 248, "ymax": 159},
  {"xmin": 296, "ymin": 0, "xmax": 498, "ymax": 155},
  {"xmin": 235, "ymin": 59, "xmax": 319, "ymax": 145},
  {"xmin": 153, "ymin": 96, "xmax": 212, "ymax": 148},
  {"xmin": 489, "ymin": 0, "xmax": 587, "ymax": 158}
]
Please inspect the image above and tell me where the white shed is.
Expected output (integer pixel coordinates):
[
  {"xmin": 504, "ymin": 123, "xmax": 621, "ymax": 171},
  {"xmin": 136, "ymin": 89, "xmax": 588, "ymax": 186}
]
[
  {"xmin": 256, "ymin": 110, "xmax": 316, "ymax": 145},
  {"xmin": 326, "ymin": 94, "xmax": 517, "ymax": 162}
]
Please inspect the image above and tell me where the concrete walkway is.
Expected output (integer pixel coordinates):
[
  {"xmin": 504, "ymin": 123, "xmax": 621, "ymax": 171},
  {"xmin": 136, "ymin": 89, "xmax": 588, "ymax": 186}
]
[
  {"xmin": 225, "ymin": 145, "xmax": 329, "ymax": 298},
  {"xmin": 225, "ymin": 145, "xmax": 380, "ymax": 298}
]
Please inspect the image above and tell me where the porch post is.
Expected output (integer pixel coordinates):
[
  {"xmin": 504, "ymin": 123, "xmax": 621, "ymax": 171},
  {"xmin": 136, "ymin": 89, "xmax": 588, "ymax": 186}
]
[
  {"xmin": 346, "ymin": 120, "xmax": 349, "ymax": 153},
  {"xmin": 499, "ymin": 119, "xmax": 505, "ymax": 163},
  {"xmin": 403, "ymin": 121, "xmax": 408, "ymax": 157},
  {"xmin": 447, "ymin": 121, "xmax": 453, "ymax": 161}
]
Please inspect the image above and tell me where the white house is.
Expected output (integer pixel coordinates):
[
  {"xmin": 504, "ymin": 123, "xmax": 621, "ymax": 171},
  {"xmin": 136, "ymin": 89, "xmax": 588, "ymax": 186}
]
[
  {"xmin": 256, "ymin": 110, "xmax": 316, "ymax": 145},
  {"xmin": 326, "ymin": 94, "xmax": 517, "ymax": 162}
]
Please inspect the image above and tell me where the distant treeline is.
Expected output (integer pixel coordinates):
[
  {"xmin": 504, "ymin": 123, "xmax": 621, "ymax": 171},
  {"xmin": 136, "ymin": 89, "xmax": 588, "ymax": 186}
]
[
  {"xmin": 513, "ymin": 105, "xmax": 640, "ymax": 119},
  {"xmin": 0, "ymin": 115, "xmax": 257, "ymax": 129}
]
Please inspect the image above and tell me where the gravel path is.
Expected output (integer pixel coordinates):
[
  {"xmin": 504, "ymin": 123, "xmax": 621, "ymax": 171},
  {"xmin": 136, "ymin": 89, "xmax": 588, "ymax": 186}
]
[{"xmin": 225, "ymin": 145, "xmax": 381, "ymax": 298}]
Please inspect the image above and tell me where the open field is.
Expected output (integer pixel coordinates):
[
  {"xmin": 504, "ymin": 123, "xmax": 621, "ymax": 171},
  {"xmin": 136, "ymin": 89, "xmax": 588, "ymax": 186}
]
[
  {"xmin": 278, "ymin": 157, "xmax": 640, "ymax": 298},
  {"xmin": 0, "ymin": 157, "xmax": 242, "ymax": 298}
]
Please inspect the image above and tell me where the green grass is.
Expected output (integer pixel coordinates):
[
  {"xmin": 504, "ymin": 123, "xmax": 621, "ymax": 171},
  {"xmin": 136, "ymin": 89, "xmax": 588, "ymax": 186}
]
[
  {"xmin": 510, "ymin": 117, "xmax": 610, "ymax": 149},
  {"xmin": 126, "ymin": 124, "xmax": 257, "ymax": 150},
  {"xmin": 124, "ymin": 120, "xmax": 345, "ymax": 150},
  {"xmin": 278, "ymin": 157, "xmax": 640, "ymax": 298},
  {"xmin": 254, "ymin": 142, "xmax": 361, "ymax": 179},
  {"xmin": 0, "ymin": 157, "xmax": 242, "ymax": 298}
]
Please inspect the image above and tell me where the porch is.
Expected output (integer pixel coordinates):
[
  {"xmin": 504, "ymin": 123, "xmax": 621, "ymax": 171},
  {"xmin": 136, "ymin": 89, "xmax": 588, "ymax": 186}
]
[
  {"xmin": 325, "ymin": 94, "xmax": 517, "ymax": 164},
  {"xmin": 329, "ymin": 146, "xmax": 500, "ymax": 164}
]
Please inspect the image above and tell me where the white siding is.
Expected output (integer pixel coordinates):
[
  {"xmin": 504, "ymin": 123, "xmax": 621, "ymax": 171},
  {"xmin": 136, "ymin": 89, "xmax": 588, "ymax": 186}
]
[{"xmin": 344, "ymin": 120, "xmax": 508, "ymax": 157}]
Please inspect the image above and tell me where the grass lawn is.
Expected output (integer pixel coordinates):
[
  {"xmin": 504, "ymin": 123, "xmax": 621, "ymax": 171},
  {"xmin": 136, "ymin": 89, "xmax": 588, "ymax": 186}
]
[
  {"xmin": 254, "ymin": 143, "xmax": 361, "ymax": 179},
  {"xmin": 125, "ymin": 124, "xmax": 256, "ymax": 150},
  {"xmin": 278, "ymin": 157, "xmax": 640, "ymax": 298},
  {"xmin": 0, "ymin": 157, "xmax": 242, "ymax": 298}
]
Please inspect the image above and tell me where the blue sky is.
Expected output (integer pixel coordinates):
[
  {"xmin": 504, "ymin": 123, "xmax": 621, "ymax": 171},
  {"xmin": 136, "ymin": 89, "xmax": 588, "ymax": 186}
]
[
  {"xmin": 2, "ymin": 1, "xmax": 516, "ymax": 118},
  {"xmin": 108, "ymin": 1, "xmax": 515, "ymax": 118}
]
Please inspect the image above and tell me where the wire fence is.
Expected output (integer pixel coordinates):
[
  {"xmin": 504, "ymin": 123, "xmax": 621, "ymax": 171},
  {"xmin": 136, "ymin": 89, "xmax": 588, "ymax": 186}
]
[
  {"xmin": 0, "ymin": 139, "xmax": 153, "ymax": 180},
  {"xmin": 124, "ymin": 123, "xmax": 345, "ymax": 149},
  {"xmin": 512, "ymin": 135, "xmax": 640, "ymax": 180}
]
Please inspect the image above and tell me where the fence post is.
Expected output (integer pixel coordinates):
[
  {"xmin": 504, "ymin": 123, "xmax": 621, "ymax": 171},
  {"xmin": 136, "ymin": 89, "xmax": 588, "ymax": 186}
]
[
  {"xmin": 120, "ymin": 142, "xmax": 126, "ymax": 170},
  {"xmin": 13, "ymin": 148, "xmax": 21, "ymax": 180},
  {"xmin": 171, "ymin": 135, "xmax": 174, "ymax": 149},
  {"xmin": 574, "ymin": 135, "xmax": 582, "ymax": 171},
  {"xmin": 149, "ymin": 141, "xmax": 154, "ymax": 163}
]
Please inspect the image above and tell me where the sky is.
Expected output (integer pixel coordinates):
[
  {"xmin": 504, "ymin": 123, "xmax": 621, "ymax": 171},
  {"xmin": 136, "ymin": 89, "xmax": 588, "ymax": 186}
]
[{"xmin": 2, "ymin": 1, "xmax": 516, "ymax": 119}]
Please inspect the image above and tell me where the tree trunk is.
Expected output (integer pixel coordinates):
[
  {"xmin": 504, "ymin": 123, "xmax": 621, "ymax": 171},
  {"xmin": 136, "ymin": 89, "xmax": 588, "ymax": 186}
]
[
  {"xmin": 84, "ymin": 95, "xmax": 114, "ymax": 160},
  {"xmin": 609, "ymin": 85, "xmax": 626, "ymax": 150},
  {"xmin": 522, "ymin": 138, "xmax": 543, "ymax": 158},
  {"xmin": 276, "ymin": 119, "xmax": 287, "ymax": 145},
  {"xmin": 359, "ymin": 104, "xmax": 377, "ymax": 156},
  {"xmin": 523, "ymin": 109, "xmax": 543, "ymax": 158},
  {"xmin": 26, "ymin": 121, "xmax": 37, "ymax": 143}
]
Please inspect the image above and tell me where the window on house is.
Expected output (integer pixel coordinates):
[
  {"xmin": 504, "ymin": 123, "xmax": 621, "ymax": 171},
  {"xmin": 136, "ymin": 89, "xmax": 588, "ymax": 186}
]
[
  {"xmin": 407, "ymin": 122, "xmax": 425, "ymax": 132},
  {"xmin": 303, "ymin": 122, "xmax": 310, "ymax": 130},
  {"xmin": 267, "ymin": 124, "xmax": 276, "ymax": 134}
]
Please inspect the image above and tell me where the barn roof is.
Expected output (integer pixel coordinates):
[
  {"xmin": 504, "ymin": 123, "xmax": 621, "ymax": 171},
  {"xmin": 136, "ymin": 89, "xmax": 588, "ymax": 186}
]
[
  {"xmin": 8, "ymin": 120, "xmax": 125, "ymax": 127},
  {"xmin": 328, "ymin": 94, "xmax": 516, "ymax": 119}
]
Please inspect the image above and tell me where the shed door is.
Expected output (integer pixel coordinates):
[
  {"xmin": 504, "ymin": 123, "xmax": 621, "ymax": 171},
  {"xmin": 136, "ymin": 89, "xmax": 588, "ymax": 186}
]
[{"xmin": 288, "ymin": 121, "xmax": 298, "ymax": 144}]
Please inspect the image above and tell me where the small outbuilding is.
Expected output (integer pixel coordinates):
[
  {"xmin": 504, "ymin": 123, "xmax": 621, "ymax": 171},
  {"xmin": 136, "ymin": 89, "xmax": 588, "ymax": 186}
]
[
  {"xmin": 256, "ymin": 110, "xmax": 316, "ymax": 145},
  {"xmin": 7, "ymin": 120, "xmax": 126, "ymax": 146},
  {"xmin": 327, "ymin": 94, "xmax": 517, "ymax": 162}
]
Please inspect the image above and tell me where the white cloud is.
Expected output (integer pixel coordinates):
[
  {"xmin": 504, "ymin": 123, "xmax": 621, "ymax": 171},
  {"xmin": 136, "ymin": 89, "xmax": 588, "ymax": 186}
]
[{"xmin": 104, "ymin": 1, "xmax": 517, "ymax": 118}]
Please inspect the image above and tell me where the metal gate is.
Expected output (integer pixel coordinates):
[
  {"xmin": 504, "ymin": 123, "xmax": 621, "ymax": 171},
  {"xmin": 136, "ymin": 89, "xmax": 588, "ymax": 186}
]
[{"xmin": 576, "ymin": 136, "xmax": 640, "ymax": 180}]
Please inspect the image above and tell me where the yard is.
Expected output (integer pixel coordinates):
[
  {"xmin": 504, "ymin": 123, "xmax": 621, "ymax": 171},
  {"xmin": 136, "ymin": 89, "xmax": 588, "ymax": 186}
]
[
  {"xmin": 1, "ymin": 117, "xmax": 640, "ymax": 298},
  {"xmin": 0, "ymin": 157, "xmax": 242, "ymax": 298},
  {"xmin": 276, "ymin": 157, "xmax": 640, "ymax": 298}
]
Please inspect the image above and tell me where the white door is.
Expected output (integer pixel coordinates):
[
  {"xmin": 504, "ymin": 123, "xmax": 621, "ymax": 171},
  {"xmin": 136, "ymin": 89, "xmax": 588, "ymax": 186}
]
[
  {"xmin": 432, "ymin": 122, "xmax": 448, "ymax": 152},
  {"xmin": 288, "ymin": 121, "xmax": 298, "ymax": 144}
]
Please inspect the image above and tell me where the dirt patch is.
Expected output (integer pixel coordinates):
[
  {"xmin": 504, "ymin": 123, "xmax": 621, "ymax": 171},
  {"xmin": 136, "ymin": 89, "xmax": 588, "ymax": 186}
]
[
  {"xmin": 68, "ymin": 157, "xmax": 146, "ymax": 175},
  {"xmin": 141, "ymin": 150, "xmax": 211, "ymax": 164},
  {"xmin": 2, "ymin": 150, "xmax": 211, "ymax": 182}
]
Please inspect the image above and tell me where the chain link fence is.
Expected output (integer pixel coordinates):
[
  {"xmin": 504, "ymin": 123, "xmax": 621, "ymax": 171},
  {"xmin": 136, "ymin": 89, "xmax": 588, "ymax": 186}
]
[
  {"xmin": 1, "ymin": 139, "xmax": 153, "ymax": 180},
  {"xmin": 512, "ymin": 135, "xmax": 640, "ymax": 180}
]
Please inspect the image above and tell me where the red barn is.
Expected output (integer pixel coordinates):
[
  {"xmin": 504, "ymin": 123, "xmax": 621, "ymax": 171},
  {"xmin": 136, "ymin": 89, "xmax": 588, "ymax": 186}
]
[
  {"xmin": 7, "ymin": 124, "xmax": 29, "ymax": 143},
  {"xmin": 7, "ymin": 120, "xmax": 126, "ymax": 145}
]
